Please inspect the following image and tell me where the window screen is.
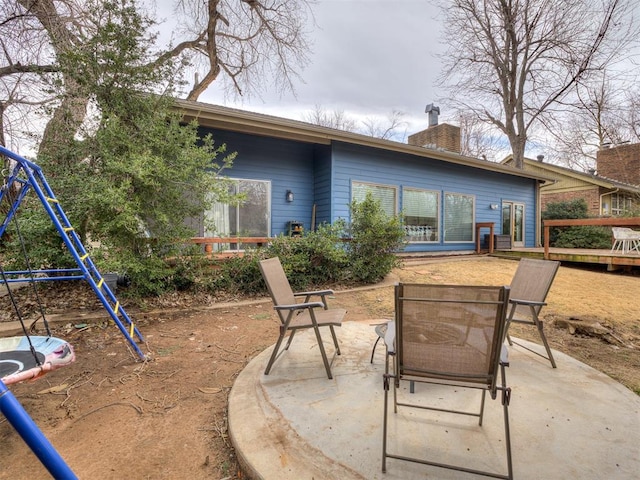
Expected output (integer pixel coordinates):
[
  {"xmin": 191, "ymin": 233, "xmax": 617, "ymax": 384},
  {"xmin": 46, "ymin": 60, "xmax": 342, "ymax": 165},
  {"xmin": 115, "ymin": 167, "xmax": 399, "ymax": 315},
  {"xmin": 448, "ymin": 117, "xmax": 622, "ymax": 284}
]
[
  {"xmin": 403, "ymin": 188, "xmax": 439, "ymax": 242},
  {"xmin": 352, "ymin": 181, "xmax": 397, "ymax": 216},
  {"xmin": 444, "ymin": 193, "xmax": 474, "ymax": 242}
]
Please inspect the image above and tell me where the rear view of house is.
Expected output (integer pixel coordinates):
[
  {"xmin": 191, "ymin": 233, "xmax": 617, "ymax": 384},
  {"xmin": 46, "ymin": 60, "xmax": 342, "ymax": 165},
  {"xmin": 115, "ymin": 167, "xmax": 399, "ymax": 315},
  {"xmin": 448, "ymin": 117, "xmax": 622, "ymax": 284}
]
[{"xmin": 178, "ymin": 100, "xmax": 549, "ymax": 253}]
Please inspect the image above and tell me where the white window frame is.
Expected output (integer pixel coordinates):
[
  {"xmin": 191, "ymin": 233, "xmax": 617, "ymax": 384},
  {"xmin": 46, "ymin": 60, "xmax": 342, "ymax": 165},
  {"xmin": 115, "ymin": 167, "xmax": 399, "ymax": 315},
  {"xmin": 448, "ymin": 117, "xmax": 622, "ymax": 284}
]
[
  {"xmin": 443, "ymin": 192, "xmax": 475, "ymax": 243},
  {"xmin": 402, "ymin": 187, "xmax": 440, "ymax": 243},
  {"xmin": 205, "ymin": 178, "xmax": 271, "ymax": 249},
  {"xmin": 351, "ymin": 181, "xmax": 398, "ymax": 216},
  {"xmin": 611, "ymin": 192, "xmax": 633, "ymax": 216}
]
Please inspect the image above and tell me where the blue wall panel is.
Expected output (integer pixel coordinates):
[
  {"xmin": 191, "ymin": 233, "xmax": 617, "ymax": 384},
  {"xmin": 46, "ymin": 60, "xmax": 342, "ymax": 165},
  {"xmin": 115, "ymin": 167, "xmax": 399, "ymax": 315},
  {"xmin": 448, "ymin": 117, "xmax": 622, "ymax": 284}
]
[
  {"xmin": 331, "ymin": 143, "xmax": 538, "ymax": 250},
  {"xmin": 199, "ymin": 128, "xmax": 539, "ymax": 250},
  {"xmin": 203, "ymin": 128, "xmax": 331, "ymax": 236},
  {"xmin": 312, "ymin": 145, "xmax": 333, "ymax": 228}
]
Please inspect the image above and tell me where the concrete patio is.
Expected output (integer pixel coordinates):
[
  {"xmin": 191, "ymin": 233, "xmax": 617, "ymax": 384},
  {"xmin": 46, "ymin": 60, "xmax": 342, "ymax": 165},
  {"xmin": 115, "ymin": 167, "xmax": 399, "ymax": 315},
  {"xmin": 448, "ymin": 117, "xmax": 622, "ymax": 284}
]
[{"xmin": 228, "ymin": 320, "xmax": 640, "ymax": 480}]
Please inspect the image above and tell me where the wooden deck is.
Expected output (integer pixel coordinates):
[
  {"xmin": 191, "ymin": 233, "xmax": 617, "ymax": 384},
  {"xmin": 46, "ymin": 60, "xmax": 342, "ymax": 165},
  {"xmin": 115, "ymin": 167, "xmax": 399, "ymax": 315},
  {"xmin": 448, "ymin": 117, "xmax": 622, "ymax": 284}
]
[
  {"xmin": 190, "ymin": 237, "xmax": 271, "ymax": 258},
  {"xmin": 495, "ymin": 217, "xmax": 640, "ymax": 270},
  {"xmin": 492, "ymin": 247, "xmax": 640, "ymax": 269},
  {"xmin": 188, "ymin": 233, "xmax": 640, "ymax": 270}
]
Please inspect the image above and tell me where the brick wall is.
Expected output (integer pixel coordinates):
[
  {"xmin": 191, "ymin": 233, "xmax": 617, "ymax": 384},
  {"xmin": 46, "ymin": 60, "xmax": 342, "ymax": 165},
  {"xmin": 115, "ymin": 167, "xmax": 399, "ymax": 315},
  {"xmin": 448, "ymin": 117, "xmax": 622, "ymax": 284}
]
[
  {"xmin": 408, "ymin": 123, "xmax": 461, "ymax": 154},
  {"xmin": 541, "ymin": 188, "xmax": 601, "ymax": 216},
  {"xmin": 596, "ymin": 143, "xmax": 640, "ymax": 185}
]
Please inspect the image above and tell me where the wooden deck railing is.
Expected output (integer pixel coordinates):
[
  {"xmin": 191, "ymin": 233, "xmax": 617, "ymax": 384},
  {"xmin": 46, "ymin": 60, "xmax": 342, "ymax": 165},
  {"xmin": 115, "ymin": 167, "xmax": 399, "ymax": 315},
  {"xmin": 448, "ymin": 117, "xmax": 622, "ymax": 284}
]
[
  {"xmin": 542, "ymin": 217, "xmax": 640, "ymax": 259},
  {"xmin": 190, "ymin": 236, "xmax": 272, "ymax": 257}
]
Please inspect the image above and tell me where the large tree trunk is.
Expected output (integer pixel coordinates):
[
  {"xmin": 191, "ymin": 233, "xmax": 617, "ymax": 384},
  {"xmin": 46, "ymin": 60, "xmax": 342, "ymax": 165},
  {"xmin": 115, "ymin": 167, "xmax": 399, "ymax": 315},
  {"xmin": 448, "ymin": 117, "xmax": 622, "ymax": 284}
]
[
  {"xmin": 509, "ymin": 135, "xmax": 527, "ymax": 170},
  {"xmin": 185, "ymin": 0, "xmax": 222, "ymax": 101},
  {"xmin": 0, "ymin": 102, "xmax": 5, "ymax": 149},
  {"xmin": 18, "ymin": 0, "xmax": 89, "ymax": 161},
  {"xmin": 38, "ymin": 79, "xmax": 89, "ymax": 163}
]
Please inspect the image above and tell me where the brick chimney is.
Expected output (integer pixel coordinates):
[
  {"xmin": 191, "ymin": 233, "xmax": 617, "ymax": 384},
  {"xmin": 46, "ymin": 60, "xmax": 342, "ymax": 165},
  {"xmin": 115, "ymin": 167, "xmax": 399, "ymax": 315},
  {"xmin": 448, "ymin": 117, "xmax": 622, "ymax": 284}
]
[
  {"xmin": 408, "ymin": 123, "xmax": 461, "ymax": 154},
  {"xmin": 596, "ymin": 143, "xmax": 640, "ymax": 186}
]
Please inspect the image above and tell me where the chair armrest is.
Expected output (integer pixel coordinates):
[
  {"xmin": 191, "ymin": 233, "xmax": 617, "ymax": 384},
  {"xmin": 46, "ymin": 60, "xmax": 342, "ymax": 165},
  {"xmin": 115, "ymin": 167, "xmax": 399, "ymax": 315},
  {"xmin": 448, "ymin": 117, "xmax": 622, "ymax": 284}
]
[
  {"xmin": 294, "ymin": 289, "xmax": 335, "ymax": 308},
  {"xmin": 509, "ymin": 298, "xmax": 546, "ymax": 307},
  {"xmin": 274, "ymin": 301, "xmax": 325, "ymax": 311},
  {"xmin": 294, "ymin": 289, "xmax": 335, "ymax": 297}
]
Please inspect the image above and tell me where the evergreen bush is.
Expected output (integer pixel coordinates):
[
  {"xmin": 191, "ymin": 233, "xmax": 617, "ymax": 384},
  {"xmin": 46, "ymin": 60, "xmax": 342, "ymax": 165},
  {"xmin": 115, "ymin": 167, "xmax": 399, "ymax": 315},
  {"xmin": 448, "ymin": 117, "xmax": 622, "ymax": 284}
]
[
  {"xmin": 542, "ymin": 198, "xmax": 612, "ymax": 249},
  {"xmin": 345, "ymin": 193, "xmax": 405, "ymax": 283},
  {"xmin": 553, "ymin": 226, "xmax": 611, "ymax": 248}
]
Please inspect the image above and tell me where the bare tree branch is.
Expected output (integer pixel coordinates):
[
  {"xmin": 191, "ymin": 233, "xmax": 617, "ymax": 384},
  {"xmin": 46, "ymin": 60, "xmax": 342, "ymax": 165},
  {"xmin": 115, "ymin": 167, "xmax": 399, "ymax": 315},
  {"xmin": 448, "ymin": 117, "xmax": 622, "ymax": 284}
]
[
  {"xmin": 303, "ymin": 104, "xmax": 358, "ymax": 132},
  {"xmin": 0, "ymin": 0, "xmax": 314, "ymax": 154},
  {"xmin": 361, "ymin": 110, "xmax": 408, "ymax": 141},
  {"xmin": 437, "ymin": 0, "xmax": 639, "ymax": 168},
  {"xmin": 0, "ymin": 63, "xmax": 57, "ymax": 76}
]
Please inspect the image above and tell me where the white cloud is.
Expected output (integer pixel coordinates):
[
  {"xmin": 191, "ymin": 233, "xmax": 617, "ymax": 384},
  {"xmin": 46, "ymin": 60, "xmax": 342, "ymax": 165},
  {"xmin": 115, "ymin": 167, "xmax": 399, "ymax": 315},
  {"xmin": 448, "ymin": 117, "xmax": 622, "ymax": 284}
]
[{"xmin": 190, "ymin": 0, "xmax": 447, "ymax": 136}]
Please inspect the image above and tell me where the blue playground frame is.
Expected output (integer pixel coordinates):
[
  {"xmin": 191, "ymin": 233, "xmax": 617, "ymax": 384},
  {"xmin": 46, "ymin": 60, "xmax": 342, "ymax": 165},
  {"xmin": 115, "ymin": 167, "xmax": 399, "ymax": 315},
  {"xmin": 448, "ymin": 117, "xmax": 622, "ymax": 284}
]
[
  {"xmin": 0, "ymin": 378, "xmax": 78, "ymax": 478},
  {"xmin": 0, "ymin": 144, "xmax": 146, "ymax": 359}
]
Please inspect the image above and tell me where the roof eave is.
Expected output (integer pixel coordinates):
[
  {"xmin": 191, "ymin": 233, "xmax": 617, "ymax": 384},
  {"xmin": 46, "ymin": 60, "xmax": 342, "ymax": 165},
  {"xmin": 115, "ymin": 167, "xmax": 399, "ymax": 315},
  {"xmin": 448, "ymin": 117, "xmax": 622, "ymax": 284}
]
[
  {"xmin": 176, "ymin": 99, "xmax": 549, "ymax": 182},
  {"xmin": 518, "ymin": 158, "xmax": 640, "ymax": 193}
]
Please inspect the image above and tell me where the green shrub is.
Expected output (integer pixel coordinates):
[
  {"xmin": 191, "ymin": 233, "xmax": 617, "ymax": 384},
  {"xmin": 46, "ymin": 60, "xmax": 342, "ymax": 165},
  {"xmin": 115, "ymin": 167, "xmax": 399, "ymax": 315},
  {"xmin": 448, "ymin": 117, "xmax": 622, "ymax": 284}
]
[
  {"xmin": 542, "ymin": 199, "xmax": 597, "ymax": 248},
  {"xmin": 553, "ymin": 226, "xmax": 611, "ymax": 249},
  {"xmin": 213, "ymin": 222, "xmax": 349, "ymax": 295},
  {"xmin": 1, "ymin": 202, "xmax": 77, "ymax": 271},
  {"xmin": 543, "ymin": 198, "xmax": 589, "ymax": 220},
  {"xmin": 4, "ymin": 193, "xmax": 404, "ymax": 298},
  {"xmin": 214, "ymin": 252, "xmax": 265, "ymax": 296},
  {"xmin": 259, "ymin": 223, "xmax": 347, "ymax": 290},
  {"xmin": 346, "ymin": 193, "xmax": 406, "ymax": 283}
]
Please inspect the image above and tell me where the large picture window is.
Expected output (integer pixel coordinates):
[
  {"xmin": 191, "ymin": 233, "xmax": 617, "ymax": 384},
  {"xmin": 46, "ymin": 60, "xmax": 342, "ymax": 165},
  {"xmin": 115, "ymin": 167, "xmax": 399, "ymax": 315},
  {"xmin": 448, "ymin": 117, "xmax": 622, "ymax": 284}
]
[
  {"xmin": 351, "ymin": 181, "xmax": 397, "ymax": 216},
  {"xmin": 444, "ymin": 193, "xmax": 474, "ymax": 242},
  {"xmin": 206, "ymin": 179, "xmax": 271, "ymax": 242},
  {"xmin": 403, "ymin": 188, "xmax": 439, "ymax": 242},
  {"xmin": 611, "ymin": 193, "xmax": 633, "ymax": 216}
]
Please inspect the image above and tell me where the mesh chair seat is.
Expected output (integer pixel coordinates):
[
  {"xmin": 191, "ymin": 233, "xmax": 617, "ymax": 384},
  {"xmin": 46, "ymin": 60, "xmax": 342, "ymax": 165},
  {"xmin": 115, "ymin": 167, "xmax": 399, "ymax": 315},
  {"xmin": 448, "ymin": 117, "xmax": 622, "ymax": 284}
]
[
  {"xmin": 506, "ymin": 258, "xmax": 560, "ymax": 368},
  {"xmin": 382, "ymin": 283, "xmax": 513, "ymax": 479},
  {"xmin": 259, "ymin": 257, "xmax": 345, "ymax": 379}
]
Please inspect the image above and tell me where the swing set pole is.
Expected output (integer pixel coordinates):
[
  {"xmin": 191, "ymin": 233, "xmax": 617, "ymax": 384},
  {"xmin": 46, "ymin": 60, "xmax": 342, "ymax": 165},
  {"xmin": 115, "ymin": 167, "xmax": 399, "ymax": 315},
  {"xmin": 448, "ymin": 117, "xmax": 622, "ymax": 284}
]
[{"xmin": 0, "ymin": 379, "xmax": 77, "ymax": 479}]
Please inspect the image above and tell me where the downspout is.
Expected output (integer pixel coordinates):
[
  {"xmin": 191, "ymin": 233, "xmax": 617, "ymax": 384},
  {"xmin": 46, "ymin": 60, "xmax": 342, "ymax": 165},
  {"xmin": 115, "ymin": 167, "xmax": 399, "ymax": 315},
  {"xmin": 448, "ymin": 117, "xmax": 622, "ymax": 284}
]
[{"xmin": 537, "ymin": 178, "xmax": 557, "ymax": 247}]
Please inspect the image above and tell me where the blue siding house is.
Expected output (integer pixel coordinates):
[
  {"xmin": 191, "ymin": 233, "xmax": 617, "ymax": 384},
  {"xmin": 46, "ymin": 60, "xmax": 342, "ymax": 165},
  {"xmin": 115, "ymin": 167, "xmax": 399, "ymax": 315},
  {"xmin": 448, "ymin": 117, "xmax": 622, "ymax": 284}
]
[{"xmin": 177, "ymin": 100, "xmax": 548, "ymax": 253}]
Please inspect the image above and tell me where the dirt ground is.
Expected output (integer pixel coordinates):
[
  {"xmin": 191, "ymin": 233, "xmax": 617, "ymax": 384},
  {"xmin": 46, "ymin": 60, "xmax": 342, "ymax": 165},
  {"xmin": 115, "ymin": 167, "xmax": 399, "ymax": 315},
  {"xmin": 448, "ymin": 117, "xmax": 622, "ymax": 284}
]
[{"xmin": 1, "ymin": 256, "xmax": 639, "ymax": 479}]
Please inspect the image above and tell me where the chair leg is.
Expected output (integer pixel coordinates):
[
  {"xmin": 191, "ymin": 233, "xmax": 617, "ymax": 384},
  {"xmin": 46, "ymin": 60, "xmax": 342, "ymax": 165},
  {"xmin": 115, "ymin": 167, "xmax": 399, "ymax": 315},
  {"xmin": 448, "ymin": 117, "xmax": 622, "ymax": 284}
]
[
  {"xmin": 533, "ymin": 315, "xmax": 557, "ymax": 368},
  {"xmin": 508, "ymin": 305, "xmax": 556, "ymax": 368},
  {"xmin": 370, "ymin": 336, "xmax": 381, "ymax": 363},
  {"xmin": 328, "ymin": 325, "xmax": 341, "ymax": 355},
  {"xmin": 382, "ymin": 353, "xmax": 390, "ymax": 473},
  {"xmin": 505, "ymin": 303, "xmax": 517, "ymax": 346},
  {"xmin": 478, "ymin": 389, "xmax": 487, "ymax": 426},
  {"xmin": 284, "ymin": 330, "xmax": 297, "ymax": 350},
  {"xmin": 264, "ymin": 332, "xmax": 287, "ymax": 375},
  {"xmin": 309, "ymin": 321, "xmax": 333, "ymax": 379},
  {"xmin": 501, "ymin": 363, "xmax": 514, "ymax": 480}
]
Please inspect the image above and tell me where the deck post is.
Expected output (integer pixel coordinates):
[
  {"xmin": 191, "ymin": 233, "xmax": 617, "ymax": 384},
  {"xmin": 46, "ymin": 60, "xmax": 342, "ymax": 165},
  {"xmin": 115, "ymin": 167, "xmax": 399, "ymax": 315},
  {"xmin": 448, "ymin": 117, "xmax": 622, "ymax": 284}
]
[{"xmin": 544, "ymin": 225, "xmax": 550, "ymax": 259}]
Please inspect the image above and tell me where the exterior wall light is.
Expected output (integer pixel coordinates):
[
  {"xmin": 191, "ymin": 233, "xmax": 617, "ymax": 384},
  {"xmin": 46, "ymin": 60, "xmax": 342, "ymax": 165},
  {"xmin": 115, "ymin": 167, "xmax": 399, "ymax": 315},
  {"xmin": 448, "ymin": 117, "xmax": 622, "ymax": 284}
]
[
  {"xmin": 286, "ymin": 190, "xmax": 294, "ymax": 202},
  {"xmin": 490, "ymin": 204, "xmax": 499, "ymax": 210}
]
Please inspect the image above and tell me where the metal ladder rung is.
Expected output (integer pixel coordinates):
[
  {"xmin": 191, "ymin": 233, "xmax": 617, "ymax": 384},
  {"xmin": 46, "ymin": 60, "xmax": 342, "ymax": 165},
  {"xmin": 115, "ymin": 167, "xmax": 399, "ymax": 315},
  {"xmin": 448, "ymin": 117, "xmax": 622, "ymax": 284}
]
[{"xmin": 0, "ymin": 144, "xmax": 147, "ymax": 360}]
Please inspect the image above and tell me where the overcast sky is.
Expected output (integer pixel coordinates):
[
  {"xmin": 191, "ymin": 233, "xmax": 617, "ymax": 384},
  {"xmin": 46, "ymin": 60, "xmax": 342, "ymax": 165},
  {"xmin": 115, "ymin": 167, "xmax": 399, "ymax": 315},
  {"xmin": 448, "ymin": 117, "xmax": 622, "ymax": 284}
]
[{"xmin": 189, "ymin": 0, "xmax": 446, "ymax": 140}]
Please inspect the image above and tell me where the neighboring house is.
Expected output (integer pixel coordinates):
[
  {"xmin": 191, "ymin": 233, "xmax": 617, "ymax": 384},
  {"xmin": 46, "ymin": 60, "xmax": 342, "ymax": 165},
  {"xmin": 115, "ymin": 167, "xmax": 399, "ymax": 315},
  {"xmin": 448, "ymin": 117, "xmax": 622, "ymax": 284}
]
[
  {"xmin": 177, "ymin": 100, "xmax": 550, "ymax": 252},
  {"xmin": 502, "ymin": 146, "xmax": 640, "ymax": 217}
]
